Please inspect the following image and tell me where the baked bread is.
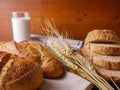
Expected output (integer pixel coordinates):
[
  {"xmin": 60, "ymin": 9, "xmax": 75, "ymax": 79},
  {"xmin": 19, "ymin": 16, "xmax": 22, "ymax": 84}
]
[
  {"xmin": 0, "ymin": 52, "xmax": 43, "ymax": 90},
  {"xmin": 0, "ymin": 41, "xmax": 41, "ymax": 63},
  {"xmin": 82, "ymin": 44, "xmax": 120, "ymax": 83},
  {"xmin": 82, "ymin": 44, "xmax": 120, "ymax": 70},
  {"xmin": 20, "ymin": 41, "xmax": 65, "ymax": 78},
  {"xmin": 40, "ymin": 46, "xmax": 64, "ymax": 78},
  {"xmin": 34, "ymin": 43, "xmax": 64, "ymax": 78},
  {"xmin": 89, "ymin": 43, "xmax": 120, "ymax": 55},
  {"xmin": 0, "ymin": 40, "xmax": 64, "ymax": 79},
  {"xmin": 84, "ymin": 29, "xmax": 120, "ymax": 44},
  {"xmin": 0, "ymin": 52, "xmax": 11, "ymax": 70},
  {"xmin": 82, "ymin": 29, "xmax": 120, "ymax": 83}
]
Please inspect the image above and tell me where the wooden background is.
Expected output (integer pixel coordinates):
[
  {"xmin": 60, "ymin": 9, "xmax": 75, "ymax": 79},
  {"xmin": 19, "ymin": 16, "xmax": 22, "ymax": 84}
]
[{"xmin": 0, "ymin": 0, "xmax": 120, "ymax": 41}]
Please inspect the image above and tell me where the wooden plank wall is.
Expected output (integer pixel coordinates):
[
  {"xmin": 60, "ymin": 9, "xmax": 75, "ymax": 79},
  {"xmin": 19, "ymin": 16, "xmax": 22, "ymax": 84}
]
[{"xmin": 0, "ymin": 0, "xmax": 120, "ymax": 41}]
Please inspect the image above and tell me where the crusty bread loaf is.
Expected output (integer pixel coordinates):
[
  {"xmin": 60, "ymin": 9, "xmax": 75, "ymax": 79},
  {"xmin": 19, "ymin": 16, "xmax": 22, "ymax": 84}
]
[
  {"xmin": 39, "ymin": 45, "xmax": 64, "ymax": 78},
  {"xmin": 82, "ymin": 44, "xmax": 120, "ymax": 70},
  {"xmin": 19, "ymin": 41, "xmax": 42, "ymax": 54},
  {"xmin": 0, "ymin": 52, "xmax": 43, "ymax": 90},
  {"xmin": 20, "ymin": 41, "xmax": 65, "ymax": 79},
  {"xmin": 89, "ymin": 43, "xmax": 120, "ymax": 55},
  {"xmin": 0, "ymin": 41, "xmax": 41, "ymax": 63},
  {"xmin": 84, "ymin": 29, "xmax": 120, "ymax": 44}
]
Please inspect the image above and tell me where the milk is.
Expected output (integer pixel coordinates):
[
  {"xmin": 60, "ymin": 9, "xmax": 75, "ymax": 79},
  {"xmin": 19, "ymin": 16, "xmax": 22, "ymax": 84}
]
[{"xmin": 11, "ymin": 17, "xmax": 30, "ymax": 42}]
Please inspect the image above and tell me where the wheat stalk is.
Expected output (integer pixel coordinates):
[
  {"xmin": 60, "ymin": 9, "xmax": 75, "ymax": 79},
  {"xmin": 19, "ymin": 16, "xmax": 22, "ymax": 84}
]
[{"xmin": 42, "ymin": 18, "xmax": 116, "ymax": 90}]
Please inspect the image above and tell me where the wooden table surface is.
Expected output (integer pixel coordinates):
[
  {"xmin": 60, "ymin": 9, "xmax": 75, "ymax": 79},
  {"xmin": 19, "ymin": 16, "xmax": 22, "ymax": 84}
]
[{"xmin": 0, "ymin": 0, "xmax": 120, "ymax": 41}]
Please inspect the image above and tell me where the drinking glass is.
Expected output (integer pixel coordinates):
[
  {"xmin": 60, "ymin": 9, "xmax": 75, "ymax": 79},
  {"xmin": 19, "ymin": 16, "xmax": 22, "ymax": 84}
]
[{"xmin": 11, "ymin": 12, "xmax": 31, "ymax": 42}]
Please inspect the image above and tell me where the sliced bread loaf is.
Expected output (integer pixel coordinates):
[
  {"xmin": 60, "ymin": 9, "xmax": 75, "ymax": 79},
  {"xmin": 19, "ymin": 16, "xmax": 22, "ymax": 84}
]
[
  {"xmin": 84, "ymin": 29, "xmax": 120, "ymax": 44},
  {"xmin": 89, "ymin": 43, "xmax": 120, "ymax": 55},
  {"xmin": 82, "ymin": 44, "xmax": 120, "ymax": 83},
  {"xmin": 82, "ymin": 29, "xmax": 120, "ymax": 83},
  {"xmin": 82, "ymin": 44, "xmax": 120, "ymax": 70}
]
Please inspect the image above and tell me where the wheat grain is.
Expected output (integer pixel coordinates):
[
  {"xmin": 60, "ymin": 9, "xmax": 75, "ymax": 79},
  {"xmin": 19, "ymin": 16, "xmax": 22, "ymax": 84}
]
[{"xmin": 42, "ymin": 19, "xmax": 116, "ymax": 90}]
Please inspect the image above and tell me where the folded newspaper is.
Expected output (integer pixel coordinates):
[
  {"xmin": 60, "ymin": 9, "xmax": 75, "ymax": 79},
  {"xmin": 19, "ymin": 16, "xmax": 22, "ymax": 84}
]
[{"xmin": 31, "ymin": 34, "xmax": 83, "ymax": 50}]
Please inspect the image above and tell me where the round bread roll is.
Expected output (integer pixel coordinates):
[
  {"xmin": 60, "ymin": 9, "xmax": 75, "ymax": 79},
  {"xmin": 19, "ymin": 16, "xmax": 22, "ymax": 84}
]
[{"xmin": 0, "ymin": 52, "xmax": 43, "ymax": 90}]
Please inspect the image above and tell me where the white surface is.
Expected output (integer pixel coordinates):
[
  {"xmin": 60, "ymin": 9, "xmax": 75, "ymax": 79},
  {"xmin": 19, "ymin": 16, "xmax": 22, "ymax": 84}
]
[
  {"xmin": 39, "ymin": 72, "xmax": 93, "ymax": 90},
  {"xmin": 12, "ymin": 18, "xmax": 30, "ymax": 42}
]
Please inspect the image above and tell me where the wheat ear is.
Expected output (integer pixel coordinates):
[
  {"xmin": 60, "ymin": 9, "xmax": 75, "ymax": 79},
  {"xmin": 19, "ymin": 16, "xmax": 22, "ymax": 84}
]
[{"xmin": 42, "ymin": 19, "xmax": 115, "ymax": 90}]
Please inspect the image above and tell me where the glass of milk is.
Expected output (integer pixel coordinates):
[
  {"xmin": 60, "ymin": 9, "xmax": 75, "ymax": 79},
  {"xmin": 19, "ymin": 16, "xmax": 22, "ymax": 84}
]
[{"xmin": 11, "ymin": 12, "xmax": 31, "ymax": 42}]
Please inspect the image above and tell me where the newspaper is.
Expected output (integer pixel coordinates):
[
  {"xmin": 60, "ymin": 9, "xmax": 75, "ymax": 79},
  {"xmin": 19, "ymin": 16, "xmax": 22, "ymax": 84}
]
[{"xmin": 31, "ymin": 34, "xmax": 83, "ymax": 50}]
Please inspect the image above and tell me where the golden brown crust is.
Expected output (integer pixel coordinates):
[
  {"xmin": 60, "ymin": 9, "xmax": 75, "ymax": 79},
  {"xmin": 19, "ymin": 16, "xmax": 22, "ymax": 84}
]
[
  {"xmin": 0, "ymin": 52, "xmax": 11, "ymax": 70},
  {"xmin": 0, "ymin": 58, "xmax": 15, "ymax": 90},
  {"xmin": 0, "ymin": 54, "xmax": 43, "ymax": 90},
  {"xmin": 22, "ymin": 41, "xmax": 42, "ymax": 53},
  {"xmin": 0, "ymin": 40, "xmax": 64, "ymax": 81},
  {"xmin": 84, "ymin": 29, "xmax": 120, "ymax": 44},
  {"xmin": 0, "ymin": 41, "xmax": 41, "ymax": 63},
  {"xmin": 19, "ymin": 41, "xmax": 41, "ymax": 63},
  {"xmin": 40, "ymin": 46, "xmax": 64, "ymax": 78},
  {"xmin": 89, "ymin": 43, "xmax": 120, "ymax": 55},
  {"xmin": 10, "ymin": 57, "xmax": 36, "ymax": 79},
  {"xmin": 6, "ymin": 64, "xmax": 43, "ymax": 90},
  {"xmin": 41, "ymin": 57, "xmax": 64, "ymax": 78}
]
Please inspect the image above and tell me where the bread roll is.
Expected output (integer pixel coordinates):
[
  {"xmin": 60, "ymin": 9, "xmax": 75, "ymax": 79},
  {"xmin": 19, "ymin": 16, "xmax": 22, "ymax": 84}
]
[{"xmin": 0, "ymin": 52, "xmax": 43, "ymax": 90}]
